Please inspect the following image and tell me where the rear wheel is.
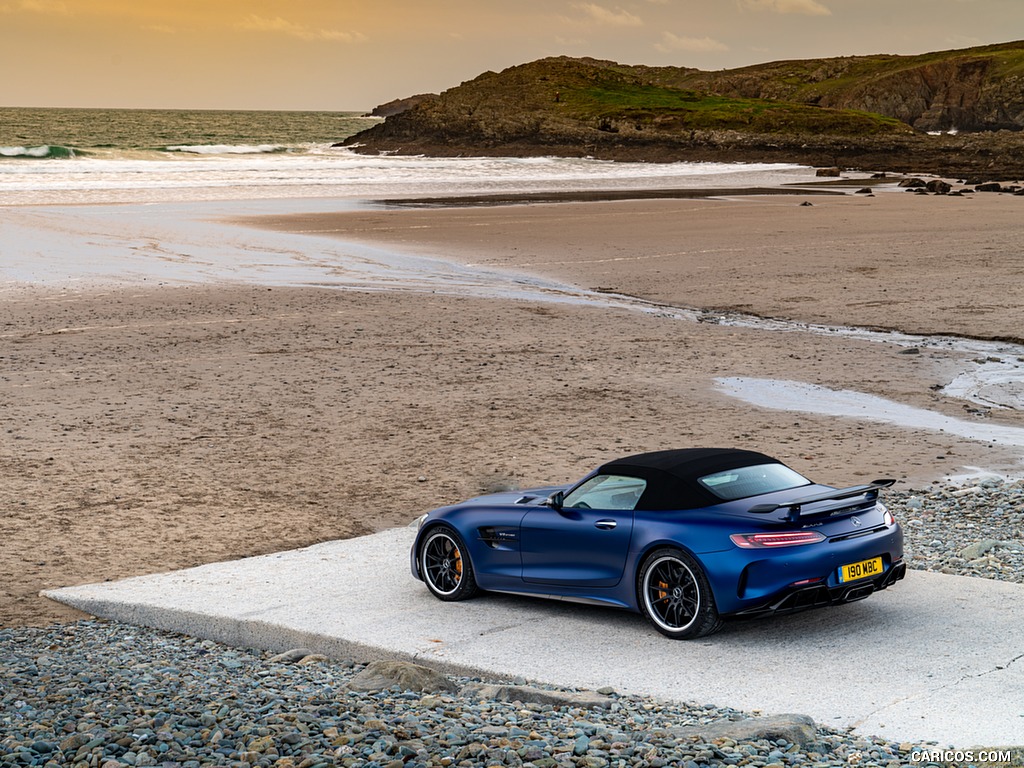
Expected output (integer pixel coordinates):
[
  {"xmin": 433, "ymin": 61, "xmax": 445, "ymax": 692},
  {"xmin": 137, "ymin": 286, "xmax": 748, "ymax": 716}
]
[
  {"xmin": 419, "ymin": 525, "xmax": 479, "ymax": 601},
  {"xmin": 638, "ymin": 548, "xmax": 722, "ymax": 639}
]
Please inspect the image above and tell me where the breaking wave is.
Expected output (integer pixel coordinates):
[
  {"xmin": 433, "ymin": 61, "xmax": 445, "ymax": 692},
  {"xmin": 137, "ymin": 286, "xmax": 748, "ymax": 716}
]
[{"xmin": 0, "ymin": 145, "xmax": 77, "ymax": 159}]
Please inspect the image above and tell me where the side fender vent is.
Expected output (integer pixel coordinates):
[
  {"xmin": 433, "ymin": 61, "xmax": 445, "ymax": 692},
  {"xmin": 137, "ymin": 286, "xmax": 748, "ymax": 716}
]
[{"xmin": 478, "ymin": 526, "xmax": 519, "ymax": 549}]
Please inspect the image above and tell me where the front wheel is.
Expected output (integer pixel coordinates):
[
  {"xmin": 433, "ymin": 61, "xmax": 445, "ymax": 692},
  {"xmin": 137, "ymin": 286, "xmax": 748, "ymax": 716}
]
[
  {"xmin": 638, "ymin": 548, "xmax": 722, "ymax": 639},
  {"xmin": 419, "ymin": 525, "xmax": 479, "ymax": 601}
]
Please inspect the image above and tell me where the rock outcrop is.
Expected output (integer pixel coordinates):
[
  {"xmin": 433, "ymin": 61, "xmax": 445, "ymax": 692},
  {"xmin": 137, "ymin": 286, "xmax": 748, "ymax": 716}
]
[
  {"xmin": 367, "ymin": 93, "xmax": 438, "ymax": 118},
  {"xmin": 347, "ymin": 42, "xmax": 1024, "ymax": 177}
]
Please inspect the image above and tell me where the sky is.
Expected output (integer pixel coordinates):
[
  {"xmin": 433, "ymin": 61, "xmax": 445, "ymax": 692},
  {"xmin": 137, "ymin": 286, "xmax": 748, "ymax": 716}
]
[{"xmin": 1, "ymin": 0, "xmax": 1023, "ymax": 111}]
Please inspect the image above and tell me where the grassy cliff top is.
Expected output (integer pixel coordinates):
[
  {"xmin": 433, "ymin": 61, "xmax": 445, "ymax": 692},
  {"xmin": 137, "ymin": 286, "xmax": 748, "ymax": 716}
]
[{"xmin": 435, "ymin": 56, "xmax": 911, "ymax": 136}]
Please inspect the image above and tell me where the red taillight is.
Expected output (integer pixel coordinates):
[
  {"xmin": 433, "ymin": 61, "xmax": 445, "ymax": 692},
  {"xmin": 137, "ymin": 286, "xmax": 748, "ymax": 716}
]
[
  {"xmin": 883, "ymin": 510, "xmax": 895, "ymax": 526},
  {"xmin": 791, "ymin": 577, "xmax": 824, "ymax": 586},
  {"xmin": 730, "ymin": 531, "xmax": 827, "ymax": 549}
]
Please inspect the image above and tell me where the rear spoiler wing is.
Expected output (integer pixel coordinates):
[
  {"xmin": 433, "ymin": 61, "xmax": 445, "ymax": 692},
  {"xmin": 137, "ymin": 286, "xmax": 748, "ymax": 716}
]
[{"xmin": 749, "ymin": 479, "xmax": 895, "ymax": 523}]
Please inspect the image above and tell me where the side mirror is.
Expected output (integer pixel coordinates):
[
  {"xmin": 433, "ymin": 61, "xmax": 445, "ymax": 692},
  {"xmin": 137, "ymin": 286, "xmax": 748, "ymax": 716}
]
[{"xmin": 545, "ymin": 490, "xmax": 564, "ymax": 511}]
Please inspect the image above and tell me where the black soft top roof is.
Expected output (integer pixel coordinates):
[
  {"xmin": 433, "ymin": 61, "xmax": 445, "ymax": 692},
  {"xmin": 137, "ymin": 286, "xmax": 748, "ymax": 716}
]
[{"xmin": 597, "ymin": 448, "xmax": 782, "ymax": 510}]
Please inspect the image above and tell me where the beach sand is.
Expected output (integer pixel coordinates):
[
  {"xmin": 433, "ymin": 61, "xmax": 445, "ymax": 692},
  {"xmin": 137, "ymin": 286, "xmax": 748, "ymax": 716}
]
[{"xmin": 3, "ymin": 190, "xmax": 1022, "ymax": 627}]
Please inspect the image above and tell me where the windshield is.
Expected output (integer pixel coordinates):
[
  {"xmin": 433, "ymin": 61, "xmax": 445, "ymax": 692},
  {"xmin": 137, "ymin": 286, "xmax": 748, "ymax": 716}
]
[{"xmin": 697, "ymin": 463, "xmax": 811, "ymax": 501}]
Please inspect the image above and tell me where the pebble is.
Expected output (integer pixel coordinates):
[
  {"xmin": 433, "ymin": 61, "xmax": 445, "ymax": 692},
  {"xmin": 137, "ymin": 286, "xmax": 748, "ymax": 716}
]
[
  {"xmin": 0, "ymin": 621, "xmax": 950, "ymax": 767},
  {"xmin": 889, "ymin": 477, "xmax": 1024, "ymax": 583}
]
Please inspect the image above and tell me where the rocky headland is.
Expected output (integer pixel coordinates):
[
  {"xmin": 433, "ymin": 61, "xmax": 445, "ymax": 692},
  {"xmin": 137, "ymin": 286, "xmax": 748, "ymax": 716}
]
[{"xmin": 343, "ymin": 42, "xmax": 1024, "ymax": 178}]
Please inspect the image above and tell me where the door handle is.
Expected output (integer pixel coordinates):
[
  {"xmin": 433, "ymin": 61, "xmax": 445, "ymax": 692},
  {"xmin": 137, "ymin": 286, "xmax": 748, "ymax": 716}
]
[{"xmin": 595, "ymin": 519, "xmax": 617, "ymax": 530}]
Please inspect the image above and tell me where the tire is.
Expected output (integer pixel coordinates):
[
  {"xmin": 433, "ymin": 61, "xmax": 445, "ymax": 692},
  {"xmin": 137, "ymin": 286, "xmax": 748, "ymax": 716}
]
[
  {"xmin": 419, "ymin": 525, "xmax": 479, "ymax": 601},
  {"xmin": 638, "ymin": 548, "xmax": 723, "ymax": 639}
]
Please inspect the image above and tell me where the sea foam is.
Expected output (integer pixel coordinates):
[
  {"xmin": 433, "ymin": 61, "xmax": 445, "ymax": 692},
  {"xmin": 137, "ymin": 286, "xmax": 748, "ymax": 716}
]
[{"xmin": 0, "ymin": 145, "xmax": 820, "ymax": 206}]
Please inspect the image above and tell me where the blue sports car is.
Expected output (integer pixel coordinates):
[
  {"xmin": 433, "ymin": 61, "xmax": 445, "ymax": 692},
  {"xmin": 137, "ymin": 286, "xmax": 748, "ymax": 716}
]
[{"xmin": 410, "ymin": 448, "xmax": 905, "ymax": 639}]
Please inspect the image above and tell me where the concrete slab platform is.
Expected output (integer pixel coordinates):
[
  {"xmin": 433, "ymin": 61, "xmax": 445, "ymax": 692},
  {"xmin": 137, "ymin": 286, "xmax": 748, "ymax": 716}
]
[{"xmin": 44, "ymin": 527, "xmax": 1024, "ymax": 747}]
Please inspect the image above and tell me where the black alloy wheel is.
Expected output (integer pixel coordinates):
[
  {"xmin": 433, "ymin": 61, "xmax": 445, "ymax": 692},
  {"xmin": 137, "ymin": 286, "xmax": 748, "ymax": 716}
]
[
  {"xmin": 639, "ymin": 548, "xmax": 723, "ymax": 639},
  {"xmin": 420, "ymin": 525, "xmax": 479, "ymax": 601}
]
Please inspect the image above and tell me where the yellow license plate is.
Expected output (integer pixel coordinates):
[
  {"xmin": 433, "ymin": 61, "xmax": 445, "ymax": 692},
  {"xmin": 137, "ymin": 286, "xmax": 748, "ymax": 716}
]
[{"xmin": 839, "ymin": 557, "xmax": 883, "ymax": 583}]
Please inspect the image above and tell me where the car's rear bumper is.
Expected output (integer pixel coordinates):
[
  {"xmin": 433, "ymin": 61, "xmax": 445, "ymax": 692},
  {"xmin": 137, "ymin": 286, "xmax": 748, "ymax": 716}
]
[{"xmin": 730, "ymin": 558, "xmax": 907, "ymax": 617}]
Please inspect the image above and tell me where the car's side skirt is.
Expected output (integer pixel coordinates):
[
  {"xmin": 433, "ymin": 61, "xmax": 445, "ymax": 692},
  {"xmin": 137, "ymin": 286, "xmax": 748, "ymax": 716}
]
[{"xmin": 487, "ymin": 588, "xmax": 632, "ymax": 610}]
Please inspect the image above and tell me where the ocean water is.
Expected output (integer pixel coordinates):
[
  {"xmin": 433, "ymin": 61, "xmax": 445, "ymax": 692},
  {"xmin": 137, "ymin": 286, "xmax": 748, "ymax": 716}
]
[
  {"xmin": 0, "ymin": 107, "xmax": 370, "ymax": 154},
  {"xmin": 0, "ymin": 107, "xmax": 819, "ymax": 205}
]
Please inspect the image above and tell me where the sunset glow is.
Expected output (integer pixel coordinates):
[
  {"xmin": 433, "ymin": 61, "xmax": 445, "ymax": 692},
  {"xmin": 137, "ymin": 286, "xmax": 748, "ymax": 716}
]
[{"xmin": 2, "ymin": 0, "xmax": 1022, "ymax": 110}]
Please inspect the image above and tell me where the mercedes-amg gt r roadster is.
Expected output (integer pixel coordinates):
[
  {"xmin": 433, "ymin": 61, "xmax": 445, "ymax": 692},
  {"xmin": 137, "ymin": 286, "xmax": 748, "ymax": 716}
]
[{"xmin": 410, "ymin": 448, "xmax": 905, "ymax": 638}]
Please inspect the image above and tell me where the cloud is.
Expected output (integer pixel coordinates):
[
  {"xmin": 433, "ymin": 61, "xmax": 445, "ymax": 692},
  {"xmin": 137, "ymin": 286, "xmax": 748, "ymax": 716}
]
[
  {"xmin": 238, "ymin": 15, "xmax": 366, "ymax": 43},
  {"xmin": 656, "ymin": 32, "xmax": 729, "ymax": 53},
  {"xmin": 740, "ymin": 0, "xmax": 831, "ymax": 16},
  {"xmin": 573, "ymin": 3, "xmax": 644, "ymax": 26}
]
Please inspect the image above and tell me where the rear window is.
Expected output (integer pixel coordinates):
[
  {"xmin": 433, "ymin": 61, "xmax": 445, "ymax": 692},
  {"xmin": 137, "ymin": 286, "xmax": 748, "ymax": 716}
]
[{"xmin": 698, "ymin": 463, "xmax": 810, "ymax": 501}]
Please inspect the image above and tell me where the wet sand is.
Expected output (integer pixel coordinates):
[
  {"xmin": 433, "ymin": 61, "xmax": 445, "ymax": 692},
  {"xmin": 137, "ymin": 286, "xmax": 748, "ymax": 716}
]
[
  {"xmin": 250, "ymin": 190, "xmax": 1024, "ymax": 343},
  {"xmin": 3, "ymin": 189, "xmax": 1023, "ymax": 627}
]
